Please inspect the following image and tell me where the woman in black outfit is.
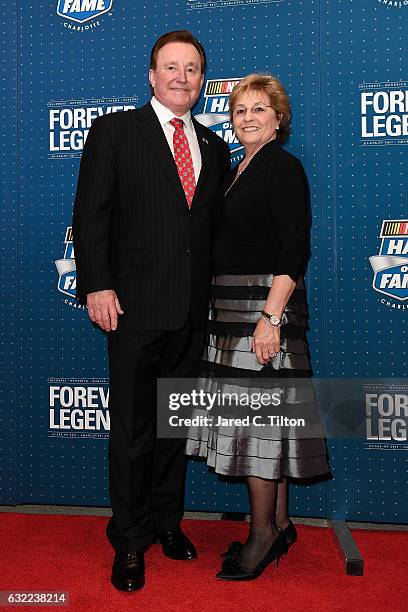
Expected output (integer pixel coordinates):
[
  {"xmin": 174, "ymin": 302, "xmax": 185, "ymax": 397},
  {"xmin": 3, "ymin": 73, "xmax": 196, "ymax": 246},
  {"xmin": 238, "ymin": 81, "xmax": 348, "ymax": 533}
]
[{"xmin": 186, "ymin": 74, "xmax": 329, "ymax": 580}]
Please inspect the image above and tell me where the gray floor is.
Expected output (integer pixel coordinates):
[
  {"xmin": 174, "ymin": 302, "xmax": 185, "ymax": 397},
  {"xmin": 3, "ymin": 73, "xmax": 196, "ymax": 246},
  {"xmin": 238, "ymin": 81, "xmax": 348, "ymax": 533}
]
[{"xmin": 1, "ymin": 505, "xmax": 407, "ymax": 531}]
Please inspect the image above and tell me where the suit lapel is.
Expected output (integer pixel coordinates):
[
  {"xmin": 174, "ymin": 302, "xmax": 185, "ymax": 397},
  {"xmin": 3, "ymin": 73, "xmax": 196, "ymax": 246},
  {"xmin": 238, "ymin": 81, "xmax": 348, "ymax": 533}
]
[
  {"xmin": 192, "ymin": 118, "xmax": 212, "ymax": 206},
  {"xmin": 134, "ymin": 103, "xmax": 187, "ymax": 204}
]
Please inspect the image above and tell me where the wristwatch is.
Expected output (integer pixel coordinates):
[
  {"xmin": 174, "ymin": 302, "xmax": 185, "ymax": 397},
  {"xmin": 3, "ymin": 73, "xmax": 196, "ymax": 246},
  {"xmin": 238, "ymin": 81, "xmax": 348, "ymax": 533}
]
[{"xmin": 260, "ymin": 310, "xmax": 282, "ymax": 327}]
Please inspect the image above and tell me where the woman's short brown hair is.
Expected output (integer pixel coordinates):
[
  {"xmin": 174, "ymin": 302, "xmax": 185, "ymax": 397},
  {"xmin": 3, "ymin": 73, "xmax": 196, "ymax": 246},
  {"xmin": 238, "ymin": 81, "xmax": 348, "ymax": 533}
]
[
  {"xmin": 229, "ymin": 73, "xmax": 292, "ymax": 143},
  {"xmin": 150, "ymin": 30, "xmax": 206, "ymax": 74}
]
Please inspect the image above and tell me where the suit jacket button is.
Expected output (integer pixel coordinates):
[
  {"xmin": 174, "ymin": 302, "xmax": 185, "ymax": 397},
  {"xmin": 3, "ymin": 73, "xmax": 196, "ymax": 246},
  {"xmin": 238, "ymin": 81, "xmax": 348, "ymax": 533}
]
[{"xmin": 186, "ymin": 249, "xmax": 191, "ymax": 256}]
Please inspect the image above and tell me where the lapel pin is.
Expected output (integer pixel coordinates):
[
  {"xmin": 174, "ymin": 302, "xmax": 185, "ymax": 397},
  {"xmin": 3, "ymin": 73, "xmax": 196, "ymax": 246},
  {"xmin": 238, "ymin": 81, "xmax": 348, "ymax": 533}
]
[{"xmin": 202, "ymin": 137, "xmax": 209, "ymax": 144}]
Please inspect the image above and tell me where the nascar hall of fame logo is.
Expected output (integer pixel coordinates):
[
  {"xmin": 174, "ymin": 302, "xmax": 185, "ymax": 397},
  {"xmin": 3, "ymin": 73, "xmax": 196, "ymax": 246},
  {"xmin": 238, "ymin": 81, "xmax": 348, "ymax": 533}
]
[
  {"xmin": 187, "ymin": 0, "xmax": 284, "ymax": 10},
  {"xmin": 57, "ymin": 0, "xmax": 114, "ymax": 31},
  {"xmin": 195, "ymin": 78, "xmax": 243, "ymax": 164},
  {"xmin": 55, "ymin": 226, "xmax": 85, "ymax": 310},
  {"xmin": 369, "ymin": 220, "xmax": 408, "ymax": 310},
  {"xmin": 359, "ymin": 81, "xmax": 408, "ymax": 146},
  {"xmin": 48, "ymin": 377, "xmax": 110, "ymax": 439},
  {"xmin": 48, "ymin": 97, "xmax": 137, "ymax": 159}
]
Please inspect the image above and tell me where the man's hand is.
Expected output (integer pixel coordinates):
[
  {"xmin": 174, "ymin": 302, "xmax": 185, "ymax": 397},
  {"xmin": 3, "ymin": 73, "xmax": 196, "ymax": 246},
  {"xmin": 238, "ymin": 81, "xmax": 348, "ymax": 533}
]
[{"xmin": 86, "ymin": 290, "xmax": 124, "ymax": 332}]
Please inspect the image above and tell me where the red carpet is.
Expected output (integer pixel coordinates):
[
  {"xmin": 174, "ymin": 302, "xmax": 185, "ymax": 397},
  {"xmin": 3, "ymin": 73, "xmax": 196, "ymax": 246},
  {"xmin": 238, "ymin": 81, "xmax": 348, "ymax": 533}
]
[{"xmin": 0, "ymin": 514, "xmax": 407, "ymax": 611}]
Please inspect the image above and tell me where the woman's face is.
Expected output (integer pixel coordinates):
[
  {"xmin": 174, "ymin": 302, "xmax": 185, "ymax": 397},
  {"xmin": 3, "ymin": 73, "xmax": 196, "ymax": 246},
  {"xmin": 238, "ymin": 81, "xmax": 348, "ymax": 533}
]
[{"xmin": 232, "ymin": 89, "xmax": 281, "ymax": 149}]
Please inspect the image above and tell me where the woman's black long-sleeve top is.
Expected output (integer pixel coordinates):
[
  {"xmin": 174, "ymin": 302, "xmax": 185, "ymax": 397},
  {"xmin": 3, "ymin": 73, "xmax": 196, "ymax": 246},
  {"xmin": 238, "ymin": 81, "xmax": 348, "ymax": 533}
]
[{"xmin": 211, "ymin": 139, "xmax": 310, "ymax": 282}]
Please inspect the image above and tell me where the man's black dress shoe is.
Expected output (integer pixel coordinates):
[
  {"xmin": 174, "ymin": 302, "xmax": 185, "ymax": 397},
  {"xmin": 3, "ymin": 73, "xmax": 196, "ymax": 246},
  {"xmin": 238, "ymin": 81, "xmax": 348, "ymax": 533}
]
[
  {"xmin": 111, "ymin": 551, "xmax": 145, "ymax": 592},
  {"xmin": 156, "ymin": 528, "xmax": 197, "ymax": 560}
]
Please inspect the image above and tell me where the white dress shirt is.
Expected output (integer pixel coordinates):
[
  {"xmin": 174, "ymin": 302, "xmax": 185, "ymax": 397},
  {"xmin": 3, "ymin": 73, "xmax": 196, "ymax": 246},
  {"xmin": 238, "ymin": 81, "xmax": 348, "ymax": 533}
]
[{"xmin": 150, "ymin": 96, "xmax": 202, "ymax": 182}]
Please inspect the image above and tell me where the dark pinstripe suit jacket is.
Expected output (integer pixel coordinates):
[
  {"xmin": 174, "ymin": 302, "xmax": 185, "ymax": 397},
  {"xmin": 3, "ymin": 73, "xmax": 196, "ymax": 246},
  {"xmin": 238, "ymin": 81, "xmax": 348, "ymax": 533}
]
[{"xmin": 72, "ymin": 102, "xmax": 230, "ymax": 330}]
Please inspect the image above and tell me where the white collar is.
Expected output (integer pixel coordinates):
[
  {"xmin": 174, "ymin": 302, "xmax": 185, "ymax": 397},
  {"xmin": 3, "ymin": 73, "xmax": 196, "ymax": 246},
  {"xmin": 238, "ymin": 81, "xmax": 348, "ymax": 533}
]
[{"xmin": 150, "ymin": 96, "xmax": 194, "ymax": 135}]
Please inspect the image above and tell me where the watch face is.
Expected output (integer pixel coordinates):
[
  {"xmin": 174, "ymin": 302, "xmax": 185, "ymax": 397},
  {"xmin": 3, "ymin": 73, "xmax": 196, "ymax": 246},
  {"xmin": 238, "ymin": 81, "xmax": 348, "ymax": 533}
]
[{"xmin": 270, "ymin": 315, "xmax": 281, "ymax": 326}]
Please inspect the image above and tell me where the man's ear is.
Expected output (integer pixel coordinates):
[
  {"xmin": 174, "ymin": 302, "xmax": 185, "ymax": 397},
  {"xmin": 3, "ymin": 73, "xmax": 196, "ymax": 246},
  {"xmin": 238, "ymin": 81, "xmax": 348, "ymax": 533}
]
[{"xmin": 149, "ymin": 69, "xmax": 155, "ymax": 90}]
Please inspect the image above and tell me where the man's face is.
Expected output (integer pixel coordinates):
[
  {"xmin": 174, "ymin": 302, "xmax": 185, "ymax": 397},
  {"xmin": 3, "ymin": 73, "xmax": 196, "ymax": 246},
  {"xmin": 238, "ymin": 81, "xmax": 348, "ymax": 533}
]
[{"xmin": 149, "ymin": 42, "xmax": 204, "ymax": 116}]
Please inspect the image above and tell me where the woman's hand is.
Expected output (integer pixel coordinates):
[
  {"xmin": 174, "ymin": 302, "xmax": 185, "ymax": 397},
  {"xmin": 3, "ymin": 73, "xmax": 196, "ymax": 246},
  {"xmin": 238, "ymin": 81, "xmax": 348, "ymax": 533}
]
[{"xmin": 252, "ymin": 318, "xmax": 280, "ymax": 365}]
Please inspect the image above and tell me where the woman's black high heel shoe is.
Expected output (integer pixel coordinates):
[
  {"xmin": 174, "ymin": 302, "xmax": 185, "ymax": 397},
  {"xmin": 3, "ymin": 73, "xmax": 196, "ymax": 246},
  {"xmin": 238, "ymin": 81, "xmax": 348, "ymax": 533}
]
[
  {"xmin": 220, "ymin": 540, "xmax": 242, "ymax": 559},
  {"xmin": 221, "ymin": 520, "xmax": 297, "ymax": 560},
  {"xmin": 216, "ymin": 531, "xmax": 288, "ymax": 581},
  {"xmin": 281, "ymin": 520, "xmax": 297, "ymax": 553}
]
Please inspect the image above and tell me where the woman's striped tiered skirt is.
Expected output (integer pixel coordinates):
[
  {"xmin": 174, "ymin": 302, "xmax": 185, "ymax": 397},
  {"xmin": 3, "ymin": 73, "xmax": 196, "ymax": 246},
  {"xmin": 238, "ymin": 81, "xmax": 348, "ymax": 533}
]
[{"xmin": 185, "ymin": 274, "xmax": 330, "ymax": 480}]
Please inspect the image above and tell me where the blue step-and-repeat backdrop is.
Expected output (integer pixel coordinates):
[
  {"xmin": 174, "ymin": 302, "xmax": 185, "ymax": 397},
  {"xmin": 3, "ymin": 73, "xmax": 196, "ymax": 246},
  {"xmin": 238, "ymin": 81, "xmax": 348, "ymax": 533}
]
[{"xmin": 1, "ymin": 0, "xmax": 407, "ymax": 522}]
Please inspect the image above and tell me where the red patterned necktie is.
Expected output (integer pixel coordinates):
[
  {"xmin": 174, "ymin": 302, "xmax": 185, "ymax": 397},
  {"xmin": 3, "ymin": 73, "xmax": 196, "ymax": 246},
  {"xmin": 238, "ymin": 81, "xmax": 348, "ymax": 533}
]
[{"xmin": 170, "ymin": 118, "xmax": 196, "ymax": 208}]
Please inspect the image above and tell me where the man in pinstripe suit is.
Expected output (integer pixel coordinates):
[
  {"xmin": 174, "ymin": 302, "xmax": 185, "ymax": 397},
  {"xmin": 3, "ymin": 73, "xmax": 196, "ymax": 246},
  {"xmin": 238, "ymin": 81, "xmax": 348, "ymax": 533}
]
[{"xmin": 73, "ymin": 30, "xmax": 230, "ymax": 591}]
